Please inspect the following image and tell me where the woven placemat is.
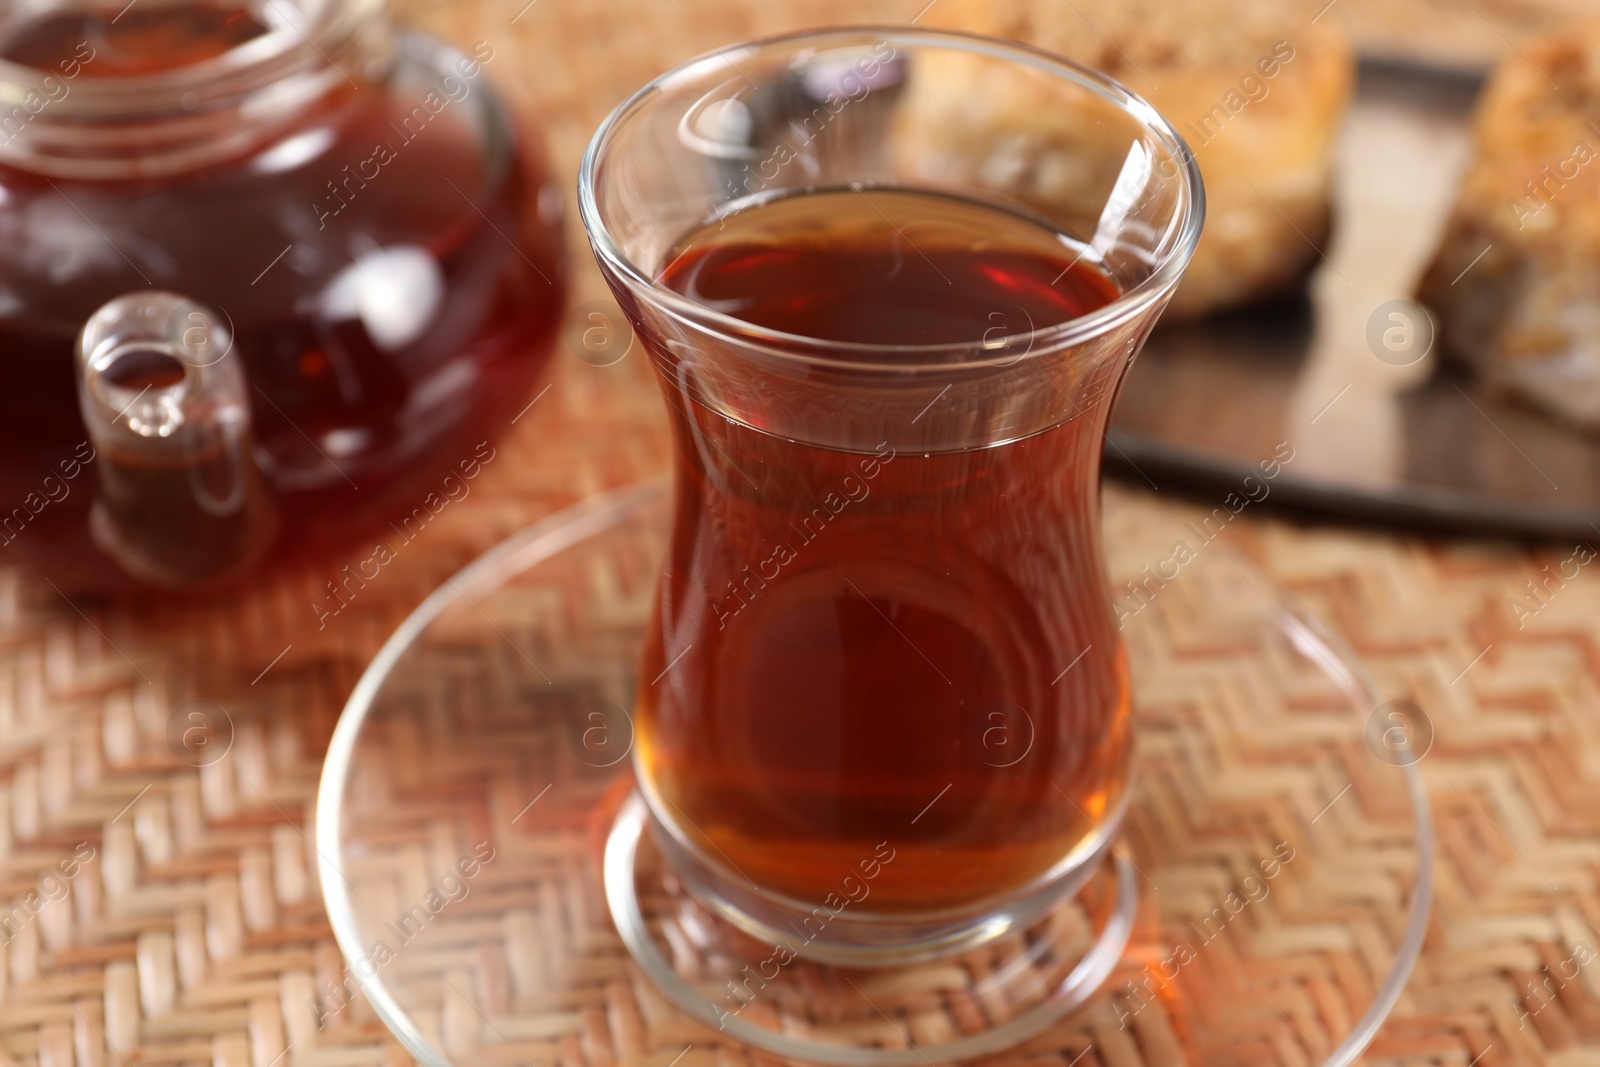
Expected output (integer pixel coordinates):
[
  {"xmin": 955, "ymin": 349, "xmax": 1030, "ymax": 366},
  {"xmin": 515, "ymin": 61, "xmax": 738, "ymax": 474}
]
[{"xmin": 1, "ymin": 1, "xmax": 1596, "ymax": 1066}]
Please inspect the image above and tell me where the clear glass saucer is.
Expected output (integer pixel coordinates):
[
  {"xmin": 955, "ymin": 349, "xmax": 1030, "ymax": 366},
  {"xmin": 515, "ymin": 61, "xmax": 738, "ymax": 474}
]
[{"xmin": 316, "ymin": 482, "xmax": 1433, "ymax": 1066}]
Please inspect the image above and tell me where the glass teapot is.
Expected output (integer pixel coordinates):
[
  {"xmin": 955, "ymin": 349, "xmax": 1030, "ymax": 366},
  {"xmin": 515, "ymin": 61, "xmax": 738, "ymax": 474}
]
[{"xmin": 0, "ymin": 0, "xmax": 567, "ymax": 590}]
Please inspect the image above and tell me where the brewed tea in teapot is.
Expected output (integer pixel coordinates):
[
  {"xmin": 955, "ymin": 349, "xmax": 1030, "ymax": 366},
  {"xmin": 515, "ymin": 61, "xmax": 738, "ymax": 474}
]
[{"xmin": 0, "ymin": 0, "xmax": 567, "ymax": 589}]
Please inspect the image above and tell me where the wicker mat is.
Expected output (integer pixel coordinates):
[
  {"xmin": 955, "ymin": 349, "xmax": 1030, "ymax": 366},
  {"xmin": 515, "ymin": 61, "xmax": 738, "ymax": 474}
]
[{"xmin": 1, "ymin": 1, "xmax": 1597, "ymax": 1066}]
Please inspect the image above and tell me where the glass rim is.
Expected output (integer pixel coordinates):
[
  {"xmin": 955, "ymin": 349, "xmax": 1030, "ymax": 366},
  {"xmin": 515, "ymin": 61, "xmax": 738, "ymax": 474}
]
[{"xmin": 577, "ymin": 25, "xmax": 1206, "ymax": 370}]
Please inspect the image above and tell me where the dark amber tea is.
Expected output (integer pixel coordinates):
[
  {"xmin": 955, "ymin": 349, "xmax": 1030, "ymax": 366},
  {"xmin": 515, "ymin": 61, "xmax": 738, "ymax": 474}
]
[{"xmin": 636, "ymin": 189, "xmax": 1133, "ymax": 914}]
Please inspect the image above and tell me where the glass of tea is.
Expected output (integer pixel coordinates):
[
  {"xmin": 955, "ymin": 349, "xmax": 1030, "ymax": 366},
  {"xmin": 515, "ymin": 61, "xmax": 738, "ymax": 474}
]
[{"xmin": 581, "ymin": 28, "xmax": 1203, "ymax": 964}]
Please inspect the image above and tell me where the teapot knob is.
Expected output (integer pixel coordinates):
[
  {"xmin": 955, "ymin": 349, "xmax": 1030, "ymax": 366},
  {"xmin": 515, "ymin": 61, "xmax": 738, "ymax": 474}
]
[{"xmin": 75, "ymin": 292, "xmax": 276, "ymax": 586}]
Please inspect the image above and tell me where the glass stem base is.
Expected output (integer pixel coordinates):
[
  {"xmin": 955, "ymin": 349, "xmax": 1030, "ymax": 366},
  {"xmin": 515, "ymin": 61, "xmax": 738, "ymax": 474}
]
[{"xmin": 603, "ymin": 790, "xmax": 1139, "ymax": 1066}]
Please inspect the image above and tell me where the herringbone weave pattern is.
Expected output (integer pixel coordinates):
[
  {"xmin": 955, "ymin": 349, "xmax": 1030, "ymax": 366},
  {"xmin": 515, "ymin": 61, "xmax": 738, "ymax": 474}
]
[{"xmin": 0, "ymin": 2, "xmax": 1596, "ymax": 1066}]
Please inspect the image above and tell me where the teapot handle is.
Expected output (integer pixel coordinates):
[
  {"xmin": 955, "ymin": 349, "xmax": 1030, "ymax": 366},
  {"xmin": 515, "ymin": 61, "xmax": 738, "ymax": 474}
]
[{"xmin": 75, "ymin": 292, "xmax": 276, "ymax": 586}]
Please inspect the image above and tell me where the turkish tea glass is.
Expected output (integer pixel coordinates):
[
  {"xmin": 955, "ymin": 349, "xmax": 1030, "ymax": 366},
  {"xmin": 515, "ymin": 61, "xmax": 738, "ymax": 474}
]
[{"xmin": 580, "ymin": 27, "xmax": 1203, "ymax": 964}]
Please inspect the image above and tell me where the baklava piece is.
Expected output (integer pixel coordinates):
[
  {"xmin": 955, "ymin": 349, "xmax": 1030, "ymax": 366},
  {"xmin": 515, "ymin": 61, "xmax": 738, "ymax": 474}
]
[
  {"xmin": 1419, "ymin": 25, "xmax": 1600, "ymax": 430},
  {"xmin": 908, "ymin": 0, "xmax": 1356, "ymax": 320}
]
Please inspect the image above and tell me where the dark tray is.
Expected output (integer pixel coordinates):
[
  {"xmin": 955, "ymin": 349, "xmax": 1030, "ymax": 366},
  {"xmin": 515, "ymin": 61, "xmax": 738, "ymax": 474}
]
[{"xmin": 1107, "ymin": 58, "xmax": 1600, "ymax": 541}]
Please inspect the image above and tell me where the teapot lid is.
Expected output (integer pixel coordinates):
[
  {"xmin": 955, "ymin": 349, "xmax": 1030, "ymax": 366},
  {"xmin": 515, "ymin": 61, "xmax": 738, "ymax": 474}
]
[{"xmin": 0, "ymin": 0, "xmax": 391, "ymax": 178}]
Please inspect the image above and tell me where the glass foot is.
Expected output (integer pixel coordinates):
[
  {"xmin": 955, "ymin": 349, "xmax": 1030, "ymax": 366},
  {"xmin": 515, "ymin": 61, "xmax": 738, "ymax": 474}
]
[{"xmin": 603, "ymin": 790, "xmax": 1137, "ymax": 1065}]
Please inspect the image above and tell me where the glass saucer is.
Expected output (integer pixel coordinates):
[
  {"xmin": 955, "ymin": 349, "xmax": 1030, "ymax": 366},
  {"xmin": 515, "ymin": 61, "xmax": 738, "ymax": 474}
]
[{"xmin": 316, "ymin": 482, "xmax": 1433, "ymax": 1066}]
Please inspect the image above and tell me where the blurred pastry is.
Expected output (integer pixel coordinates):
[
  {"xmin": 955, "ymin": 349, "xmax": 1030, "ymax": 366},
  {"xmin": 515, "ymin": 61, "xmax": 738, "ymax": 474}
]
[
  {"xmin": 1418, "ymin": 23, "xmax": 1600, "ymax": 430},
  {"xmin": 1340, "ymin": 0, "xmax": 1587, "ymax": 72},
  {"xmin": 909, "ymin": 0, "xmax": 1356, "ymax": 320}
]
